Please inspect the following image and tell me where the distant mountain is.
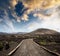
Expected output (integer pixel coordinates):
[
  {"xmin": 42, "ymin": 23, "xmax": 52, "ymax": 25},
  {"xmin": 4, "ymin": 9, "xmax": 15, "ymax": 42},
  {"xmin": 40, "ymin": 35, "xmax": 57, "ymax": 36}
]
[
  {"xmin": 30, "ymin": 28, "xmax": 59, "ymax": 35},
  {"xmin": 16, "ymin": 32, "xmax": 27, "ymax": 34},
  {"xmin": 0, "ymin": 32, "xmax": 9, "ymax": 35},
  {"xmin": 0, "ymin": 32, "xmax": 27, "ymax": 35},
  {"xmin": 0, "ymin": 28, "xmax": 59, "ymax": 35}
]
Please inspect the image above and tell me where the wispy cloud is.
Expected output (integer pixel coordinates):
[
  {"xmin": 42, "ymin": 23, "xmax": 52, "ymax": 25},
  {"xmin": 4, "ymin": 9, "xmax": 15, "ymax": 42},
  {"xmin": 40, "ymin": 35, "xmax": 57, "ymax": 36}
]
[{"xmin": 3, "ymin": 10, "xmax": 15, "ymax": 32}]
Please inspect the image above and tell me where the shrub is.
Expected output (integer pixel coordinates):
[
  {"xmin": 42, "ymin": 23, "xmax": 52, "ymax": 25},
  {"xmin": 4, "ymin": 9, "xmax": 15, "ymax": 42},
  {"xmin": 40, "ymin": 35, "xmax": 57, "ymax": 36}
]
[
  {"xmin": 40, "ymin": 41, "xmax": 47, "ymax": 45},
  {"xmin": 0, "ymin": 42, "xmax": 3, "ymax": 51},
  {"xmin": 4, "ymin": 42, "xmax": 10, "ymax": 50}
]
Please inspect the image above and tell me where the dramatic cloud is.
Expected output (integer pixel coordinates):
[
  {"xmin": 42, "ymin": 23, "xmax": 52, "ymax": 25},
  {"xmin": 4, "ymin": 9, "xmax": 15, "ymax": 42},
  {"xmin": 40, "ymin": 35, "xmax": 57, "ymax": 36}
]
[
  {"xmin": 19, "ymin": 0, "xmax": 60, "ymax": 21},
  {"xmin": 0, "ymin": 0, "xmax": 60, "ymax": 32},
  {"xmin": 23, "ymin": 0, "xmax": 60, "ymax": 9}
]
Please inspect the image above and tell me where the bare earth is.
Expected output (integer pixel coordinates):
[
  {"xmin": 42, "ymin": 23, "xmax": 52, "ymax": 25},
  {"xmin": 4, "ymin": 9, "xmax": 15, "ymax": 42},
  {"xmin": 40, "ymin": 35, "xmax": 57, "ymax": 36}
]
[{"xmin": 11, "ymin": 39, "xmax": 58, "ymax": 56}]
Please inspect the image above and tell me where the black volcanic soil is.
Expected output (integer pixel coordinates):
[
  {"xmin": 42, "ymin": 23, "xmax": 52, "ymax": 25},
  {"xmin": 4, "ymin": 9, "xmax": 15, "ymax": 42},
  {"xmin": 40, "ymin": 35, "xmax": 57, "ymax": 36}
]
[
  {"xmin": 44, "ymin": 44, "xmax": 60, "ymax": 54},
  {"xmin": 0, "ymin": 37, "xmax": 23, "ymax": 56},
  {"xmin": 34, "ymin": 38, "xmax": 60, "ymax": 54},
  {"xmin": 0, "ymin": 41, "xmax": 19, "ymax": 56},
  {"xmin": 0, "ymin": 37, "xmax": 60, "ymax": 56}
]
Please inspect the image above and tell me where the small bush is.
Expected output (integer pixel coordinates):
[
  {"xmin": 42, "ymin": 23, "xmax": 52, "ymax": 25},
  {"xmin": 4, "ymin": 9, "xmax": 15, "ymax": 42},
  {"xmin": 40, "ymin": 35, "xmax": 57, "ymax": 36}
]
[
  {"xmin": 4, "ymin": 42, "xmax": 10, "ymax": 50},
  {"xmin": 0, "ymin": 42, "xmax": 3, "ymax": 51},
  {"xmin": 40, "ymin": 41, "xmax": 47, "ymax": 45}
]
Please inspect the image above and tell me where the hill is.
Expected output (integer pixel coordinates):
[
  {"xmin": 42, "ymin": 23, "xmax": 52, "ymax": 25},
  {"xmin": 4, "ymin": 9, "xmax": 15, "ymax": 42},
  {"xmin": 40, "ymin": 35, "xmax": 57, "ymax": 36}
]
[{"xmin": 30, "ymin": 28, "xmax": 59, "ymax": 35}]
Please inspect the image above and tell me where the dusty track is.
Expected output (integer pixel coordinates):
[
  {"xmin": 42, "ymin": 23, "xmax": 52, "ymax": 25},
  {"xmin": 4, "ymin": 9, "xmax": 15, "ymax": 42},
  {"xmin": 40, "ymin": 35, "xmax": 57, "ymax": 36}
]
[{"xmin": 9, "ymin": 39, "xmax": 58, "ymax": 56}]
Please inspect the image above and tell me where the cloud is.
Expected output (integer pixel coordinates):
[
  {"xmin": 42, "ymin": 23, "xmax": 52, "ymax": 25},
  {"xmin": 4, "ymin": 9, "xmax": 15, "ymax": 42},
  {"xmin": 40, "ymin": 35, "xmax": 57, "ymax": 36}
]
[
  {"xmin": 16, "ymin": 17, "xmax": 21, "ymax": 22},
  {"xmin": 2, "ymin": 0, "xmax": 59, "ymax": 23},
  {"xmin": 26, "ymin": 5, "xmax": 60, "ymax": 32},
  {"xmin": 27, "ymin": 22, "xmax": 40, "ymax": 31},
  {"xmin": 0, "ymin": 0, "xmax": 60, "ymax": 22},
  {"xmin": 23, "ymin": 0, "xmax": 60, "ymax": 9},
  {"xmin": 20, "ymin": 0, "xmax": 60, "ymax": 21},
  {"xmin": 0, "ymin": 0, "xmax": 60, "ymax": 33},
  {"xmin": 3, "ymin": 11, "xmax": 15, "ymax": 32},
  {"xmin": 10, "ymin": 0, "xmax": 18, "ymax": 8},
  {"xmin": 0, "ymin": 19, "xmax": 3, "ymax": 23},
  {"xmin": 22, "ymin": 14, "xmax": 28, "ymax": 21}
]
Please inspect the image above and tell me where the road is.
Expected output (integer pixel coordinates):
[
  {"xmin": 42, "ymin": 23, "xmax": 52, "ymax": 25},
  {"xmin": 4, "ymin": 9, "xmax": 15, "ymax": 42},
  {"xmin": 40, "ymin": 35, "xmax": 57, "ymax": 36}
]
[{"xmin": 11, "ymin": 39, "xmax": 58, "ymax": 56}]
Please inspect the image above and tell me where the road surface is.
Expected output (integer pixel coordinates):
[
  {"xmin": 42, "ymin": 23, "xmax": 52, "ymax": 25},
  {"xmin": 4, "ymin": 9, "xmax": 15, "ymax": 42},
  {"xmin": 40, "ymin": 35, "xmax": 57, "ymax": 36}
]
[{"xmin": 11, "ymin": 39, "xmax": 58, "ymax": 56}]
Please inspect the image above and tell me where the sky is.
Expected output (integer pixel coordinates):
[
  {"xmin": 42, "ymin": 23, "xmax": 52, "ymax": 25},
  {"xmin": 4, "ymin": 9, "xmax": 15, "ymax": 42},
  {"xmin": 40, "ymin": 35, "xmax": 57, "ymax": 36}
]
[{"xmin": 0, "ymin": 0, "xmax": 60, "ymax": 33}]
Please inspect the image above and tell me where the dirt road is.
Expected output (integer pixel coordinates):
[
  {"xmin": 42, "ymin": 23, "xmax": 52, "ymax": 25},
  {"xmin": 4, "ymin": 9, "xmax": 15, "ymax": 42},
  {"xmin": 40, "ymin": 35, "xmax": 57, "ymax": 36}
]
[{"xmin": 11, "ymin": 39, "xmax": 58, "ymax": 56}]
